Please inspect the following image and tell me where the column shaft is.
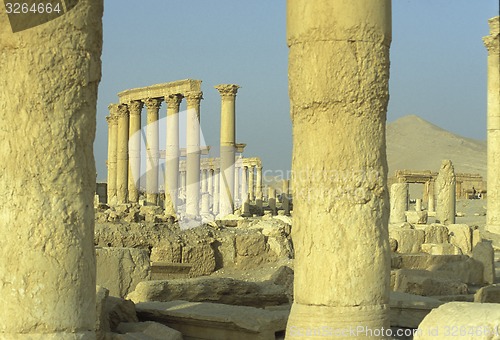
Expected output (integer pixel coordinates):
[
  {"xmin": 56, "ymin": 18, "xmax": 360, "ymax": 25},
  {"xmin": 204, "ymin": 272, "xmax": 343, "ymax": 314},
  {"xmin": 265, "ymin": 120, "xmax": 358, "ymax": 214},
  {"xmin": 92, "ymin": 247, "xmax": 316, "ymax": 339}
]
[
  {"xmin": 484, "ymin": 16, "xmax": 500, "ymax": 234},
  {"xmin": 213, "ymin": 169, "xmax": 220, "ymax": 215},
  {"xmin": 116, "ymin": 104, "xmax": 130, "ymax": 204},
  {"xmin": 286, "ymin": 0, "xmax": 392, "ymax": 336},
  {"xmin": 241, "ymin": 166, "xmax": 248, "ymax": 203},
  {"xmin": 216, "ymin": 84, "xmax": 239, "ymax": 216},
  {"xmin": 128, "ymin": 100, "xmax": 143, "ymax": 203},
  {"xmin": 106, "ymin": 111, "xmax": 118, "ymax": 203},
  {"xmin": 0, "ymin": 1, "xmax": 103, "ymax": 336},
  {"xmin": 185, "ymin": 91, "xmax": 203, "ymax": 217},
  {"xmin": 165, "ymin": 94, "xmax": 183, "ymax": 215},
  {"xmin": 390, "ymin": 183, "xmax": 408, "ymax": 224},
  {"xmin": 248, "ymin": 165, "xmax": 255, "ymax": 201},
  {"xmin": 145, "ymin": 98, "xmax": 162, "ymax": 206}
]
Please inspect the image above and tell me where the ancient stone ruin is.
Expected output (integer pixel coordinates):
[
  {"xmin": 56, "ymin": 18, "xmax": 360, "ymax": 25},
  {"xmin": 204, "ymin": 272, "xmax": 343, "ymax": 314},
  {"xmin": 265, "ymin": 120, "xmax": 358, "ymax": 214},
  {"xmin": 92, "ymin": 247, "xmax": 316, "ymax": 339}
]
[{"xmin": 1, "ymin": 0, "xmax": 499, "ymax": 339}]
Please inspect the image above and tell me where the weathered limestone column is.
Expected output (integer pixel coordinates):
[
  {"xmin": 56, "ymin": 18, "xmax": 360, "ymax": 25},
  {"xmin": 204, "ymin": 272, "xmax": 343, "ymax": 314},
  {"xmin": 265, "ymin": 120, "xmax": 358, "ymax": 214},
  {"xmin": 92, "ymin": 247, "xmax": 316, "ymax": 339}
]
[
  {"xmin": 201, "ymin": 169, "xmax": 210, "ymax": 216},
  {"xmin": 248, "ymin": 165, "xmax": 255, "ymax": 202},
  {"xmin": 282, "ymin": 179, "xmax": 290, "ymax": 216},
  {"xmin": 435, "ymin": 160, "xmax": 456, "ymax": 225},
  {"xmin": 106, "ymin": 109, "xmax": 118, "ymax": 203},
  {"xmin": 128, "ymin": 100, "xmax": 143, "ymax": 203},
  {"xmin": 286, "ymin": 0, "xmax": 392, "ymax": 337},
  {"xmin": 216, "ymin": 84, "xmax": 239, "ymax": 216},
  {"xmin": 144, "ymin": 98, "xmax": 162, "ymax": 206},
  {"xmin": 484, "ymin": 16, "xmax": 500, "ymax": 234},
  {"xmin": 116, "ymin": 104, "xmax": 130, "ymax": 204},
  {"xmin": 241, "ymin": 165, "xmax": 248, "ymax": 203},
  {"xmin": 427, "ymin": 180, "xmax": 435, "ymax": 212},
  {"xmin": 234, "ymin": 166, "xmax": 240, "ymax": 207},
  {"xmin": 213, "ymin": 169, "xmax": 220, "ymax": 215},
  {"xmin": 390, "ymin": 183, "xmax": 408, "ymax": 224},
  {"xmin": 180, "ymin": 170, "xmax": 187, "ymax": 201},
  {"xmin": 255, "ymin": 166, "xmax": 263, "ymax": 201},
  {"xmin": 208, "ymin": 168, "xmax": 214, "ymax": 203},
  {"xmin": 164, "ymin": 94, "xmax": 183, "ymax": 215},
  {"xmin": 415, "ymin": 198, "xmax": 422, "ymax": 212},
  {"xmin": 269, "ymin": 187, "xmax": 277, "ymax": 215},
  {"xmin": 0, "ymin": 1, "xmax": 103, "ymax": 337},
  {"xmin": 185, "ymin": 91, "xmax": 203, "ymax": 217}
]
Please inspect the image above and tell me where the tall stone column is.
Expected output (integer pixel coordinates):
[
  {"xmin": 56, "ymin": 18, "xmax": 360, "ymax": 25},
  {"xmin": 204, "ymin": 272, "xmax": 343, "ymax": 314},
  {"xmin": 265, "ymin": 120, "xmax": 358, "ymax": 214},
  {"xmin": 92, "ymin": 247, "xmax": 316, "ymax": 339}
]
[
  {"xmin": 248, "ymin": 165, "xmax": 255, "ymax": 202},
  {"xmin": 234, "ymin": 165, "xmax": 240, "ymax": 207},
  {"xmin": 180, "ymin": 171, "xmax": 187, "ymax": 201},
  {"xmin": 164, "ymin": 94, "xmax": 183, "ymax": 216},
  {"xmin": 215, "ymin": 84, "xmax": 240, "ymax": 216},
  {"xmin": 269, "ymin": 187, "xmax": 277, "ymax": 215},
  {"xmin": 144, "ymin": 98, "xmax": 162, "ymax": 206},
  {"xmin": 116, "ymin": 104, "xmax": 130, "ymax": 204},
  {"xmin": 256, "ymin": 166, "xmax": 263, "ymax": 200},
  {"xmin": 390, "ymin": 183, "xmax": 408, "ymax": 224},
  {"xmin": 106, "ymin": 109, "xmax": 118, "ymax": 203},
  {"xmin": 128, "ymin": 100, "xmax": 143, "ymax": 203},
  {"xmin": 286, "ymin": 0, "xmax": 392, "ymax": 337},
  {"xmin": 282, "ymin": 179, "xmax": 290, "ymax": 216},
  {"xmin": 435, "ymin": 159, "xmax": 456, "ymax": 225},
  {"xmin": 213, "ymin": 169, "xmax": 220, "ymax": 215},
  {"xmin": 185, "ymin": 91, "xmax": 203, "ymax": 217},
  {"xmin": 0, "ymin": 1, "xmax": 103, "ymax": 337},
  {"xmin": 484, "ymin": 16, "xmax": 500, "ymax": 234},
  {"xmin": 241, "ymin": 166, "xmax": 248, "ymax": 203},
  {"xmin": 428, "ymin": 179, "xmax": 435, "ymax": 212}
]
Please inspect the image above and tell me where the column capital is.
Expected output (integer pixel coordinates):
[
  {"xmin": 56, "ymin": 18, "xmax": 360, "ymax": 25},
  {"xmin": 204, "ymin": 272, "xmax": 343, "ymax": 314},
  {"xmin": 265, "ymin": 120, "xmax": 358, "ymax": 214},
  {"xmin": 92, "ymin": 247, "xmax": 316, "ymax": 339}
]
[
  {"xmin": 115, "ymin": 104, "xmax": 129, "ymax": 118},
  {"xmin": 484, "ymin": 16, "xmax": 500, "ymax": 55},
  {"xmin": 215, "ymin": 84, "xmax": 240, "ymax": 98},
  {"xmin": 143, "ymin": 97, "xmax": 162, "ymax": 111},
  {"xmin": 128, "ymin": 100, "xmax": 144, "ymax": 116},
  {"xmin": 184, "ymin": 91, "xmax": 203, "ymax": 105},
  {"xmin": 105, "ymin": 115, "xmax": 118, "ymax": 125},
  {"xmin": 165, "ymin": 93, "xmax": 184, "ymax": 108}
]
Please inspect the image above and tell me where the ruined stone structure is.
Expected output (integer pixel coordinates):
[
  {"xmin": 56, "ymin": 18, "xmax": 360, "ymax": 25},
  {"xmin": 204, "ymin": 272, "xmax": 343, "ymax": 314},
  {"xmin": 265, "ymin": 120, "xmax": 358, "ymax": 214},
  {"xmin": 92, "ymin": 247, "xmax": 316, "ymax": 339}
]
[
  {"xmin": 485, "ymin": 16, "xmax": 500, "ymax": 235},
  {"xmin": 435, "ymin": 160, "xmax": 456, "ymax": 225},
  {"xmin": 286, "ymin": 0, "xmax": 392, "ymax": 337},
  {"xmin": 0, "ymin": 1, "xmax": 102, "ymax": 337},
  {"xmin": 216, "ymin": 84, "xmax": 240, "ymax": 217},
  {"xmin": 390, "ymin": 183, "xmax": 408, "ymax": 224}
]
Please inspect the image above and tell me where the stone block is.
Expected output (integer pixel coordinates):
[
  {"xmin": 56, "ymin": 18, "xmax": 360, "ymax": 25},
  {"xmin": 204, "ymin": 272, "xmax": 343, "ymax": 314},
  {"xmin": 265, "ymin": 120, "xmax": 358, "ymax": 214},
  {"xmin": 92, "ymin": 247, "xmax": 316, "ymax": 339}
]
[
  {"xmin": 420, "ymin": 243, "xmax": 461, "ymax": 255},
  {"xmin": 106, "ymin": 296, "xmax": 139, "ymax": 332},
  {"xmin": 391, "ymin": 254, "xmax": 469, "ymax": 271},
  {"xmin": 127, "ymin": 276, "xmax": 289, "ymax": 308},
  {"xmin": 474, "ymin": 284, "xmax": 500, "ymax": 303},
  {"xmin": 96, "ymin": 286, "xmax": 111, "ymax": 335},
  {"xmin": 406, "ymin": 211, "xmax": 428, "ymax": 224},
  {"xmin": 391, "ymin": 269, "xmax": 468, "ymax": 296},
  {"xmin": 447, "ymin": 224, "xmax": 472, "ymax": 254},
  {"xmin": 389, "ymin": 228, "xmax": 425, "ymax": 253},
  {"xmin": 150, "ymin": 240, "xmax": 182, "ymax": 263},
  {"xmin": 424, "ymin": 224, "xmax": 449, "ymax": 244},
  {"xmin": 389, "ymin": 291, "xmax": 443, "ymax": 329},
  {"xmin": 136, "ymin": 300, "xmax": 288, "ymax": 340},
  {"xmin": 414, "ymin": 302, "xmax": 500, "ymax": 340},
  {"xmin": 472, "ymin": 241, "xmax": 495, "ymax": 284},
  {"xmin": 181, "ymin": 242, "xmax": 216, "ymax": 277},
  {"xmin": 96, "ymin": 247, "xmax": 151, "ymax": 298},
  {"xmin": 117, "ymin": 321, "xmax": 183, "ymax": 340}
]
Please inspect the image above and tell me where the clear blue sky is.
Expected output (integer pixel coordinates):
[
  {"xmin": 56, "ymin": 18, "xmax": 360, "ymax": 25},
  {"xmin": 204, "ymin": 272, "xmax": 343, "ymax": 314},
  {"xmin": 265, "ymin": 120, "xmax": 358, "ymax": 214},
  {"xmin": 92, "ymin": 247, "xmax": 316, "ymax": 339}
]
[{"xmin": 95, "ymin": 0, "xmax": 499, "ymax": 181}]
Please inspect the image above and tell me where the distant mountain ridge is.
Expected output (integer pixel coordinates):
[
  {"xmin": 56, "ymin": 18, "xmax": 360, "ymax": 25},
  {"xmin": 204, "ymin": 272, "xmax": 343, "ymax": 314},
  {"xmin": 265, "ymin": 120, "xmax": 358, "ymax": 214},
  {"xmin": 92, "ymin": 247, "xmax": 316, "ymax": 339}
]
[{"xmin": 386, "ymin": 115, "xmax": 486, "ymax": 178}]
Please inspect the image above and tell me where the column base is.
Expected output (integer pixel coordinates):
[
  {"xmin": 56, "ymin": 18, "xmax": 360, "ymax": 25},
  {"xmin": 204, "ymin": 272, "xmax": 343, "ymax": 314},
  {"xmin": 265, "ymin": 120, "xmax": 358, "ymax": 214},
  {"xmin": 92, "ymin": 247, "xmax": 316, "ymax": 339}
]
[
  {"xmin": 285, "ymin": 303, "xmax": 390, "ymax": 340},
  {"xmin": 1, "ymin": 331, "xmax": 95, "ymax": 340}
]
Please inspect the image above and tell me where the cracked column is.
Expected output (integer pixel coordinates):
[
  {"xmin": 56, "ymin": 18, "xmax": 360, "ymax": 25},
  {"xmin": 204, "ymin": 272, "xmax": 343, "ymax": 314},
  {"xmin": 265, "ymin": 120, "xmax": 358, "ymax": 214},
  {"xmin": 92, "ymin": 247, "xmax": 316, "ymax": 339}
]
[
  {"xmin": 484, "ymin": 16, "xmax": 500, "ymax": 235},
  {"xmin": 144, "ymin": 98, "xmax": 162, "ymax": 206},
  {"xmin": 116, "ymin": 104, "xmax": 130, "ymax": 204},
  {"xmin": 164, "ymin": 94, "xmax": 183, "ymax": 216},
  {"xmin": 390, "ymin": 183, "xmax": 408, "ymax": 224},
  {"xmin": 185, "ymin": 91, "xmax": 203, "ymax": 217},
  {"xmin": 435, "ymin": 159, "xmax": 456, "ymax": 225},
  {"xmin": 248, "ymin": 164, "xmax": 255, "ymax": 202},
  {"xmin": 213, "ymin": 168, "xmax": 220, "ymax": 215},
  {"xmin": 106, "ymin": 108, "xmax": 118, "ymax": 203},
  {"xmin": 286, "ymin": 0, "xmax": 392, "ymax": 337},
  {"xmin": 216, "ymin": 84, "xmax": 239, "ymax": 216},
  {"xmin": 128, "ymin": 100, "xmax": 143, "ymax": 203},
  {"xmin": 0, "ymin": 0, "xmax": 103, "ymax": 337}
]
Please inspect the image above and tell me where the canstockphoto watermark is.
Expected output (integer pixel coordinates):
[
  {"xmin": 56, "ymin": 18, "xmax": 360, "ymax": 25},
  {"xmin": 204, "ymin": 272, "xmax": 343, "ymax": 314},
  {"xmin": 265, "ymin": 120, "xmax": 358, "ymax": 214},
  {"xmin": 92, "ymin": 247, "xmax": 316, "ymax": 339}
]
[
  {"xmin": 5, "ymin": 0, "xmax": 79, "ymax": 33},
  {"xmin": 287, "ymin": 325, "xmax": 419, "ymax": 338}
]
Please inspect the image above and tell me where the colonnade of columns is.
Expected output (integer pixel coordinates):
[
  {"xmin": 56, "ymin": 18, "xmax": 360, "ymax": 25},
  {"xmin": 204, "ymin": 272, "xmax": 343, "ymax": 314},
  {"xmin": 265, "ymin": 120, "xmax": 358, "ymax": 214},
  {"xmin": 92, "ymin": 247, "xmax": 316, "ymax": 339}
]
[
  {"xmin": 106, "ymin": 87, "xmax": 203, "ymax": 216},
  {"xmin": 106, "ymin": 82, "xmax": 259, "ymax": 218}
]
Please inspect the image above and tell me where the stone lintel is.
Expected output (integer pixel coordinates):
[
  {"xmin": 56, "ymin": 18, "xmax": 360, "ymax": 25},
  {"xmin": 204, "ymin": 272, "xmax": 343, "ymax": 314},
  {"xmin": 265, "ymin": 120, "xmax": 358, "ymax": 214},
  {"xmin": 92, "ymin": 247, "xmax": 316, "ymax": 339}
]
[{"xmin": 118, "ymin": 79, "xmax": 202, "ymax": 103}]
